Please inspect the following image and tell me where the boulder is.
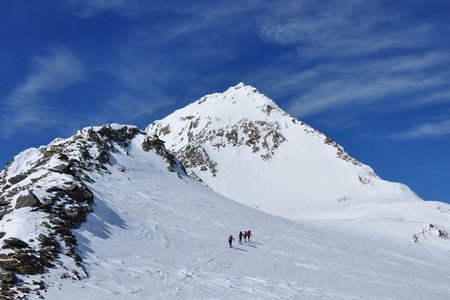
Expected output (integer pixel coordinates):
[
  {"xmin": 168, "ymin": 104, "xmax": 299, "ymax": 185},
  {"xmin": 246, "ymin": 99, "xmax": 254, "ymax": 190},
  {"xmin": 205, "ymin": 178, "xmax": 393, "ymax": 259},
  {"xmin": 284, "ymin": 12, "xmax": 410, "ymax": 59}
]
[
  {"xmin": 3, "ymin": 237, "xmax": 29, "ymax": 249},
  {"xmin": 8, "ymin": 174, "xmax": 27, "ymax": 185},
  {"xmin": 96, "ymin": 150, "xmax": 109, "ymax": 164},
  {"xmin": 15, "ymin": 192, "xmax": 40, "ymax": 209},
  {"xmin": 68, "ymin": 184, "xmax": 94, "ymax": 203},
  {"xmin": 48, "ymin": 163, "xmax": 72, "ymax": 174},
  {"xmin": 0, "ymin": 232, "xmax": 5, "ymax": 239}
]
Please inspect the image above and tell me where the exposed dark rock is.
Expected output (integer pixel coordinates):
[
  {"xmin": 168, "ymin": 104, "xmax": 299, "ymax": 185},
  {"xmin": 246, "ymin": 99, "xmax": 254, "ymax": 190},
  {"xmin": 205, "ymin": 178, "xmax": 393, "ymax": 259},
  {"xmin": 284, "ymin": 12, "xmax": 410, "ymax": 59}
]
[
  {"xmin": 0, "ymin": 200, "xmax": 9, "ymax": 206},
  {"xmin": 175, "ymin": 144, "xmax": 214, "ymax": 175},
  {"xmin": 39, "ymin": 198, "xmax": 54, "ymax": 210},
  {"xmin": 96, "ymin": 125, "xmax": 140, "ymax": 147},
  {"xmin": 81, "ymin": 149, "xmax": 91, "ymax": 159},
  {"xmin": 0, "ymin": 259, "xmax": 18, "ymax": 271},
  {"xmin": 8, "ymin": 174, "xmax": 27, "ymax": 185},
  {"xmin": 48, "ymin": 163, "xmax": 72, "ymax": 174},
  {"xmin": 14, "ymin": 253, "xmax": 45, "ymax": 275},
  {"xmin": 15, "ymin": 192, "xmax": 41, "ymax": 209},
  {"xmin": 96, "ymin": 150, "xmax": 109, "ymax": 164},
  {"xmin": 17, "ymin": 286, "xmax": 31, "ymax": 294},
  {"xmin": 142, "ymin": 137, "xmax": 161, "ymax": 152},
  {"xmin": 45, "ymin": 186, "xmax": 65, "ymax": 193},
  {"xmin": 0, "ymin": 232, "xmax": 5, "ymax": 239},
  {"xmin": 0, "ymin": 271, "xmax": 16, "ymax": 284},
  {"xmin": 3, "ymin": 238, "xmax": 29, "ymax": 249},
  {"xmin": 57, "ymin": 153, "xmax": 69, "ymax": 161},
  {"xmin": 1, "ymin": 183, "xmax": 11, "ymax": 191},
  {"xmin": 67, "ymin": 184, "xmax": 93, "ymax": 203}
]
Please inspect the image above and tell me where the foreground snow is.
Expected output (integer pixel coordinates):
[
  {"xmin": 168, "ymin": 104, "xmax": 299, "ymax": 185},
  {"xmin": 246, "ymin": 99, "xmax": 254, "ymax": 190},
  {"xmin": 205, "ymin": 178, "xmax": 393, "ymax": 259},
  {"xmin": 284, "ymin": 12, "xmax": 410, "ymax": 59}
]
[{"xmin": 42, "ymin": 137, "xmax": 450, "ymax": 299}]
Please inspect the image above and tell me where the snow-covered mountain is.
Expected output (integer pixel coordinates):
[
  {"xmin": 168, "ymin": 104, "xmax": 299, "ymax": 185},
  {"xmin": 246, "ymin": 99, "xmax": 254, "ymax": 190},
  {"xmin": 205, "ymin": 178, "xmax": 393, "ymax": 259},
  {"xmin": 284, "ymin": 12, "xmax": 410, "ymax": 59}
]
[
  {"xmin": 0, "ymin": 86, "xmax": 449, "ymax": 299},
  {"xmin": 146, "ymin": 83, "xmax": 425, "ymax": 220},
  {"xmin": 0, "ymin": 124, "xmax": 185, "ymax": 298}
]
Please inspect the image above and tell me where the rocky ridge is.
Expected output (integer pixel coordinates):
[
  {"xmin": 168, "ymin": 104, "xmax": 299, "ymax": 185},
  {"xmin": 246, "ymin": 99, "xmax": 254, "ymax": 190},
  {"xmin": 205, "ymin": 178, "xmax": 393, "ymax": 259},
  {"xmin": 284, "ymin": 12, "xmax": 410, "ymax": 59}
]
[
  {"xmin": 0, "ymin": 124, "xmax": 184, "ymax": 299},
  {"xmin": 148, "ymin": 83, "xmax": 361, "ymax": 181}
]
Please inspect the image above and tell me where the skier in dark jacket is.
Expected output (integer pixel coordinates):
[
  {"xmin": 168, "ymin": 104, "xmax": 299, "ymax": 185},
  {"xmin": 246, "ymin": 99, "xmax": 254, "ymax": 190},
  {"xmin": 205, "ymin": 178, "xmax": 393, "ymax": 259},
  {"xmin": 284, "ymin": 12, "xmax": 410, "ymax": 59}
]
[
  {"xmin": 238, "ymin": 231, "xmax": 243, "ymax": 244},
  {"xmin": 247, "ymin": 230, "xmax": 252, "ymax": 241},
  {"xmin": 228, "ymin": 234, "xmax": 235, "ymax": 248}
]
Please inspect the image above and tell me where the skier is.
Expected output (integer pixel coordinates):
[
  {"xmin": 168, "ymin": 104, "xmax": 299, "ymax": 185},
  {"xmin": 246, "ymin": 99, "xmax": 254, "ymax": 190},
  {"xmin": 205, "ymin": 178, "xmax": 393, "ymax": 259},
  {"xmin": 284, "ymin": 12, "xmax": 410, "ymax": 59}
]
[
  {"xmin": 247, "ymin": 230, "xmax": 252, "ymax": 242},
  {"xmin": 243, "ymin": 231, "xmax": 248, "ymax": 243},
  {"xmin": 238, "ymin": 231, "xmax": 243, "ymax": 244},
  {"xmin": 228, "ymin": 234, "xmax": 235, "ymax": 248}
]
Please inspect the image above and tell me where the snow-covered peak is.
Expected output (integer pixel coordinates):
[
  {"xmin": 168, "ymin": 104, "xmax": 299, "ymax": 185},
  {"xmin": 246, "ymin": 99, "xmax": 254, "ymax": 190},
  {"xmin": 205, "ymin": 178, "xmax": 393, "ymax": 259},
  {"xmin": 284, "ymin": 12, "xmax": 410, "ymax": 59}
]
[
  {"xmin": 164, "ymin": 82, "xmax": 284, "ymax": 127},
  {"xmin": 147, "ymin": 84, "xmax": 422, "ymax": 220}
]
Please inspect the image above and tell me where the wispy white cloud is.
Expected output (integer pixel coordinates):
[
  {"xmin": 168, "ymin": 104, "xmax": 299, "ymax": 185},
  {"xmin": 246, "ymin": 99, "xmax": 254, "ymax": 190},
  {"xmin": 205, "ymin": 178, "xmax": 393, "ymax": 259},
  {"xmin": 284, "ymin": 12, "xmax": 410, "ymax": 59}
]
[
  {"xmin": 0, "ymin": 48, "xmax": 85, "ymax": 138},
  {"xmin": 258, "ymin": 1, "xmax": 432, "ymax": 59},
  {"xmin": 286, "ymin": 62, "xmax": 450, "ymax": 117},
  {"xmin": 69, "ymin": 0, "xmax": 158, "ymax": 18},
  {"xmin": 247, "ymin": 1, "xmax": 450, "ymax": 121},
  {"xmin": 393, "ymin": 120, "xmax": 450, "ymax": 139}
]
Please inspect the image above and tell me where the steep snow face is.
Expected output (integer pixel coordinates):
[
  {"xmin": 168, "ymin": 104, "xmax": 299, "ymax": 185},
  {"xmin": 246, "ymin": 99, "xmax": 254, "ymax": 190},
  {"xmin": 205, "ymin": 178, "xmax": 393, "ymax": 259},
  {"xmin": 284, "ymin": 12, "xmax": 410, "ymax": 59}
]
[{"xmin": 146, "ymin": 83, "xmax": 421, "ymax": 219}]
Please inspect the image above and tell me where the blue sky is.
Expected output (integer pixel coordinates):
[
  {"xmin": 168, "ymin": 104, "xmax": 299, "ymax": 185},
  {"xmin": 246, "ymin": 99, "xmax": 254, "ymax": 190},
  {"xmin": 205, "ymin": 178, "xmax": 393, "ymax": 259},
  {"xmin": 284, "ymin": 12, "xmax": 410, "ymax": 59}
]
[{"xmin": 1, "ymin": 0, "xmax": 449, "ymax": 202}]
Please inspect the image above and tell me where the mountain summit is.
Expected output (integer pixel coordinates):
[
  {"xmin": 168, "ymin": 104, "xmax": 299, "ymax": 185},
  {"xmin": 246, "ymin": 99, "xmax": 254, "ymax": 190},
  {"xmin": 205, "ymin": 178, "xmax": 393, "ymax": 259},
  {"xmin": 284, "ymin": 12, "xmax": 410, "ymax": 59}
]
[{"xmin": 147, "ymin": 83, "xmax": 421, "ymax": 219}]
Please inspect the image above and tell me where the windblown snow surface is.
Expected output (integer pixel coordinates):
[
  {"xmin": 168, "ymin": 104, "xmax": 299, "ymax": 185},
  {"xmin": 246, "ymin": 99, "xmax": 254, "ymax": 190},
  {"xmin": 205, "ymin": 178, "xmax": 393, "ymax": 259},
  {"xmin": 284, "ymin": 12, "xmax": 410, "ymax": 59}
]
[{"xmin": 34, "ymin": 127, "xmax": 450, "ymax": 299}]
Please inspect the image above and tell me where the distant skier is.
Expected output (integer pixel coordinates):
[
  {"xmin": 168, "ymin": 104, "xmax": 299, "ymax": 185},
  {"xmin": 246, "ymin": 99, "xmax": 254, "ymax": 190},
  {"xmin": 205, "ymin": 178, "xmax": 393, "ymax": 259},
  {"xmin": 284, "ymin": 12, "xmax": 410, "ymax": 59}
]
[
  {"xmin": 238, "ymin": 231, "xmax": 243, "ymax": 244},
  {"xmin": 247, "ymin": 230, "xmax": 252, "ymax": 242},
  {"xmin": 243, "ymin": 231, "xmax": 248, "ymax": 243},
  {"xmin": 228, "ymin": 234, "xmax": 235, "ymax": 248}
]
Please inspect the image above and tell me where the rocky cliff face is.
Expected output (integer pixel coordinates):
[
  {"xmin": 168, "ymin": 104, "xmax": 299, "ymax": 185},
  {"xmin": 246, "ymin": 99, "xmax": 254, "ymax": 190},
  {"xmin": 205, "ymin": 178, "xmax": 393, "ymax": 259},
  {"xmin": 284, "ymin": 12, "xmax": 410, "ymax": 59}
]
[
  {"xmin": 147, "ymin": 83, "xmax": 421, "ymax": 219},
  {"xmin": 0, "ymin": 124, "xmax": 184, "ymax": 299}
]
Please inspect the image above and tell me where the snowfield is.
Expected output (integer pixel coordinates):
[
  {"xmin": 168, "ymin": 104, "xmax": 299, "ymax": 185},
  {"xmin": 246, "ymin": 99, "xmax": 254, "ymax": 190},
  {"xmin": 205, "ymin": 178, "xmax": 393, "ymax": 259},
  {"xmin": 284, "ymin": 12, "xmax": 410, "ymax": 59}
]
[
  {"xmin": 40, "ymin": 130, "xmax": 450, "ymax": 299},
  {"xmin": 0, "ymin": 84, "xmax": 449, "ymax": 299}
]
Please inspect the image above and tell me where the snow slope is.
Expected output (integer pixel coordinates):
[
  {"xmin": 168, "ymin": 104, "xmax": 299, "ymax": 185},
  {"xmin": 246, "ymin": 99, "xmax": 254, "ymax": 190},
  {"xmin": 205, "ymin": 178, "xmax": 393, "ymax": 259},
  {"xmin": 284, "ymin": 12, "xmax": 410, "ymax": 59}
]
[
  {"xmin": 146, "ymin": 83, "xmax": 425, "ymax": 220},
  {"xmin": 41, "ymin": 127, "xmax": 450, "ymax": 299},
  {"xmin": 0, "ymin": 124, "xmax": 449, "ymax": 299}
]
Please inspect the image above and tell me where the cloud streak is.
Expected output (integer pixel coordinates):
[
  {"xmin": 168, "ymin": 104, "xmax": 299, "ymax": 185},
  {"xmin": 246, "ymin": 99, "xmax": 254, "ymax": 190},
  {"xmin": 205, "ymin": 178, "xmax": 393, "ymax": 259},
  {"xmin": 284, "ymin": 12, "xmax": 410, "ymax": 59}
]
[
  {"xmin": 393, "ymin": 120, "xmax": 450, "ymax": 139},
  {"xmin": 246, "ymin": 1, "xmax": 450, "ymax": 121},
  {"xmin": 0, "ymin": 48, "xmax": 85, "ymax": 138},
  {"xmin": 69, "ymin": 0, "xmax": 158, "ymax": 18}
]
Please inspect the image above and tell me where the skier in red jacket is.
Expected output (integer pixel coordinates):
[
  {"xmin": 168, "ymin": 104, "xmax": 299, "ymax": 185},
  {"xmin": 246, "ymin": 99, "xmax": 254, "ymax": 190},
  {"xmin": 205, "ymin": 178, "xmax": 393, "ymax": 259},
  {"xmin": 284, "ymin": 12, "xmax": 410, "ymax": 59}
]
[{"xmin": 228, "ymin": 234, "xmax": 235, "ymax": 248}]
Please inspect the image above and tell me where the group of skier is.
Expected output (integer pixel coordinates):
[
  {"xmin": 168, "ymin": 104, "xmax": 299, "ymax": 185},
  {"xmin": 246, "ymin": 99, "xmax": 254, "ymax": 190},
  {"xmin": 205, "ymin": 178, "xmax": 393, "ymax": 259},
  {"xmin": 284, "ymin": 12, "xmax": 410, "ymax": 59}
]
[{"xmin": 228, "ymin": 230, "xmax": 252, "ymax": 248}]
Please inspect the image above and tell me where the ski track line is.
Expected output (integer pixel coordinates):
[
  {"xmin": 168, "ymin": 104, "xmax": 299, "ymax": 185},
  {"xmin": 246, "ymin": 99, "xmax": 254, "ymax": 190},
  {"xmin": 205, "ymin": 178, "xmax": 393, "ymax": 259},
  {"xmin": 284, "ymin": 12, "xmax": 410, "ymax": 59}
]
[
  {"xmin": 153, "ymin": 247, "xmax": 228, "ymax": 298},
  {"xmin": 153, "ymin": 238, "xmax": 263, "ymax": 298}
]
